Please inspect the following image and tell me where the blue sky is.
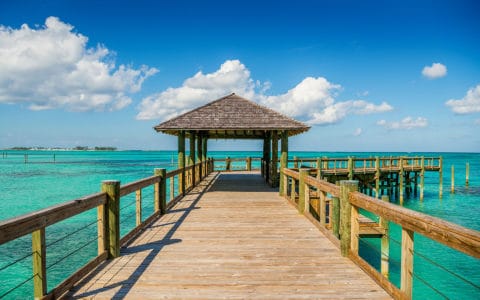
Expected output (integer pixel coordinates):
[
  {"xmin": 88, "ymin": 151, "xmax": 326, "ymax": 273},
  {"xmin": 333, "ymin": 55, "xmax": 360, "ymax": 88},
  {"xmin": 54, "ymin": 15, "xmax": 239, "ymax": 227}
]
[{"xmin": 0, "ymin": 0, "xmax": 479, "ymax": 152}]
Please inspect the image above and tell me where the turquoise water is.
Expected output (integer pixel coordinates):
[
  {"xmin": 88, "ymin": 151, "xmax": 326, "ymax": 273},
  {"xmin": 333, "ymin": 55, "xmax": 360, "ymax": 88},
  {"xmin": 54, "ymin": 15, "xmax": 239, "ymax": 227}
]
[{"xmin": 0, "ymin": 150, "xmax": 479, "ymax": 299}]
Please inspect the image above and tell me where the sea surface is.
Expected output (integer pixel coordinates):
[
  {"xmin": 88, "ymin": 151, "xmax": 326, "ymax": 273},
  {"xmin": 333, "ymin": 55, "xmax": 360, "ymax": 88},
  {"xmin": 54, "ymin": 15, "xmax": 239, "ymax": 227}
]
[{"xmin": 0, "ymin": 150, "xmax": 478, "ymax": 299}]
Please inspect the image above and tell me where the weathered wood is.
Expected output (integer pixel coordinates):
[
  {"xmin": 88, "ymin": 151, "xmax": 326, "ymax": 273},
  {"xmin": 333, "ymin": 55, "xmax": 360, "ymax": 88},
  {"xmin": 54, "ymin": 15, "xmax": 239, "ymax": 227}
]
[
  {"xmin": 155, "ymin": 168, "xmax": 167, "ymax": 214},
  {"xmin": 170, "ymin": 176, "xmax": 174, "ymax": 200},
  {"xmin": 135, "ymin": 189, "xmax": 142, "ymax": 226},
  {"xmin": 271, "ymin": 131, "xmax": 279, "ymax": 187},
  {"xmin": 351, "ymin": 204, "xmax": 359, "ymax": 255},
  {"xmin": 303, "ymin": 174, "xmax": 341, "ymax": 197},
  {"xmin": 298, "ymin": 169, "xmax": 309, "ymax": 213},
  {"xmin": 332, "ymin": 195, "xmax": 340, "ymax": 239},
  {"xmin": 375, "ymin": 156, "xmax": 380, "ymax": 198},
  {"xmin": 69, "ymin": 172, "xmax": 389, "ymax": 299},
  {"xmin": 420, "ymin": 157, "xmax": 425, "ymax": 201},
  {"xmin": 349, "ymin": 191, "xmax": 480, "ymax": 258},
  {"xmin": 119, "ymin": 175, "xmax": 160, "ymax": 197},
  {"xmin": 32, "ymin": 228, "xmax": 46, "ymax": 299},
  {"xmin": 348, "ymin": 157, "xmax": 354, "ymax": 180},
  {"xmin": 246, "ymin": 156, "xmax": 252, "ymax": 171},
  {"xmin": 189, "ymin": 132, "xmax": 196, "ymax": 186},
  {"xmin": 290, "ymin": 175, "xmax": 296, "ymax": 203},
  {"xmin": 263, "ymin": 133, "xmax": 270, "ymax": 182},
  {"xmin": 340, "ymin": 180, "xmax": 358, "ymax": 256},
  {"xmin": 279, "ymin": 130, "xmax": 288, "ymax": 195},
  {"xmin": 466, "ymin": 162, "xmax": 469, "ymax": 186},
  {"xmin": 102, "ymin": 180, "xmax": 120, "ymax": 258},
  {"xmin": 0, "ymin": 192, "xmax": 106, "ymax": 245},
  {"xmin": 380, "ymin": 195, "xmax": 390, "ymax": 279},
  {"xmin": 319, "ymin": 191, "xmax": 326, "ymax": 226},
  {"xmin": 401, "ymin": 228, "xmax": 414, "ymax": 299},
  {"xmin": 439, "ymin": 156, "xmax": 443, "ymax": 198},
  {"xmin": 399, "ymin": 157, "xmax": 404, "ymax": 205},
  {"xmin": 97, "ymin": 198, "xmax": 107, "ymax": 255},
  {"xmin": 178, "ymin": 131, "xmax": 186, "ymax": 195}
]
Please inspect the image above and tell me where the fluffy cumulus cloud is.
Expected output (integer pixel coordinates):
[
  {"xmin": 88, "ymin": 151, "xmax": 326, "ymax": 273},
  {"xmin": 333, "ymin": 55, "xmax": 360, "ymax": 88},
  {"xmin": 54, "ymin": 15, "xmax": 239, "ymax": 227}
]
[
  {"xmin": 422, "ymin": 63, "xmax": 447, "ymax": 79},
  {"xmin": 0, "ymin": 17, "xmax": 157, "ymax": 111},
  {"xmin": 445, "ymin": 84, "xmax": 480, "ymax": 114},
  {"xmin": 377, "ymin": 117, "xmax": 428, "ymax": 130},
  {"xmin": 137, "ymin": 59, "xmax": 393, "ymax": 124}
]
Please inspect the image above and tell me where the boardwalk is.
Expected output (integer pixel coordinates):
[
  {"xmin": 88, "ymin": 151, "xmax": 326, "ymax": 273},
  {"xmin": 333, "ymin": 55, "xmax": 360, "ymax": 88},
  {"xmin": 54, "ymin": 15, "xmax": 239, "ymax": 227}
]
[{"xmin": 68, "ymin": 172, "xmax": 390, "ymax": 299}]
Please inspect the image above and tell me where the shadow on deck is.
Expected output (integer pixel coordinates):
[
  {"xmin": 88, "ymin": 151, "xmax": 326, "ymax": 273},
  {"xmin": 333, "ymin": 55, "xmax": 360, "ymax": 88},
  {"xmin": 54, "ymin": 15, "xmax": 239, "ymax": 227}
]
[{"xmin": 67, "ymin": 171, "xmax": 390, "ymax": 299}]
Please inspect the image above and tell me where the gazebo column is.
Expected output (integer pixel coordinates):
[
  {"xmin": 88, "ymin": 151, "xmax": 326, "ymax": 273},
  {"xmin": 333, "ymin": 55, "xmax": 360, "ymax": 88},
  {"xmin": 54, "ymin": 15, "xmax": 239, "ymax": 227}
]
[
  {"xmin": 271, "ymin": 131, "xmax": 279, "ymax": 187},
  {"xmin": 263, "ymin": 132, "xmax": 271, "ymax": 183},
  {"xmin": 202, "ymin": 135, "xmax": 208, "ymax": 175},
  {"xmin": 197, "ymin": 132, "xmax": 203, "ymax": 181},
  {"xmin": 189, "ymin": 131, "xmax": 196, "ymax": 188},
  {"xmin": 279, "ymin": 131, "xmax": 289, "ymax": 195},
  {"xmin": 178, "ymin": 131, "xmax": 186, "ymax": 195}
]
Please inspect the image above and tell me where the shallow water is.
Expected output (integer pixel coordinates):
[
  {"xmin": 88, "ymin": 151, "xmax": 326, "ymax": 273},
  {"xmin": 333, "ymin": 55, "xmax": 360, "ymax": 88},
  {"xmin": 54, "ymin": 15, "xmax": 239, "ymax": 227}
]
[{"xmin": 0, "ymin": 150, "xmax": 478, "ymax": 299}]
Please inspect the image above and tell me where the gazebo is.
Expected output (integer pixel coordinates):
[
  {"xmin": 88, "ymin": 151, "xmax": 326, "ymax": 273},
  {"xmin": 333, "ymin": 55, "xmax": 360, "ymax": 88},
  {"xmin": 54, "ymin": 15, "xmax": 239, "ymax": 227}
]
[{"xmin": 154, "ymin": 93, "xmax": 310, "ymax": 190}]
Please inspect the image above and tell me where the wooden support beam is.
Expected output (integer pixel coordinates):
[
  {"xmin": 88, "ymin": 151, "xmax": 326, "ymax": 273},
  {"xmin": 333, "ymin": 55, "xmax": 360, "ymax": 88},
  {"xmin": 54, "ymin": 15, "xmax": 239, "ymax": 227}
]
[
  {"xmin": 401, "ymin": 228, "xmax": 414, "ymax": 299},
  {"xmin": 189, "ymin": 132, "xmax": 196, "ymax": 188},
  {"xmin": 135, "ymin": 189, "xmax": 142, "ymax": 226},
  {"xmin": 420, "ymin": 157, "xmax": 425, "ymax": 201},
  {"xmin": 375, "ymin": 156, "xmax": 380, "ymax": 198},
  {"xmin": 351, "ymin": 204, "xmax": 359, "ymax": 255},
  {"xmin": 279, "ymin": 131, "xmax": 288, "ymax": 195},
  {"xmin": 178, "ymin": 131, "xmax": 186, "ymax": 195},
  {"xmin": 399, "ymin": 158, "xmax": 404, "ymax": 205},
  {"xmin": 101, "ymin": 180, "xmax": 120, "ymax": 258},
  {"xmin": 263, "ymin": 132, "xmax": 271, "ymax": 183},
  {"xmin": 271, "ymin": 131, "xmax": 279, "ymax": 187},
  {"xmin": 298, "ymin": 169, "xmax": 309, "ymax": 214},
  {"xmin": 451, "ymin": 165, "xmax": 455, "ymax": 193},
  {"xmin": 466, "ymin": 162, "xmax": 470, "ymax": 187},
  {"xmin": 197, "ymin": 133, "xmax": 203, "ymax": 180},
  {"xmin": 155, "ymin": 168, "xmax": 167, "ymax": 214},
  {"xmin": 439, "ymin": 156, "xmax": 443, "ymax": 198},
  {"xmin": 380, "ymin": 195, "xmax": 390, "ymax": 279},
  {"xmin": 340, "ymin": 180, "xmax": 358, "ymax": 257},
  {"xmin": 348, "ymin": 157, "xmax": 354, "ymax": 180},
  {"xmin": 32, "ymin": 228, "xmax": 46, "ymax": 299}
]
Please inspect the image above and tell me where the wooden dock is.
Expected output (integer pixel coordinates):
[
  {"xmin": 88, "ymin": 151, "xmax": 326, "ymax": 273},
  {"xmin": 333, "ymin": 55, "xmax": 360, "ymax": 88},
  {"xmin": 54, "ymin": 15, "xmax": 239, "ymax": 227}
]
[{"xmin": 67, "ymin": 171, "xmax": 390, "ymax": 299}]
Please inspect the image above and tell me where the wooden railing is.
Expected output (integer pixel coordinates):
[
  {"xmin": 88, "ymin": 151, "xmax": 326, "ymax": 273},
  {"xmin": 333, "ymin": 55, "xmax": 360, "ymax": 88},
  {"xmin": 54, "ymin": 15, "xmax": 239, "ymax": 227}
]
[
  {"xmin": 281, "ymin": 167, "xmax": 480, "ymax": 299},
  {"xmin": 213, "ymin": 157, "xmax": 262, "ymax": 172},
  {"xmin": 0, "ymin": 159, "xmax": 214, "ymax": 299}
]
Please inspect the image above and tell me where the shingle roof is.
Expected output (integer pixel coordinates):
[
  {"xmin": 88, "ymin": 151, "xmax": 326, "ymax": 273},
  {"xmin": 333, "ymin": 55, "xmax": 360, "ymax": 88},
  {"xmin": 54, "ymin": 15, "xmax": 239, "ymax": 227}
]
[{"xmin": 154, "ymin": 93, "xmax": 310, "ymax": 138}]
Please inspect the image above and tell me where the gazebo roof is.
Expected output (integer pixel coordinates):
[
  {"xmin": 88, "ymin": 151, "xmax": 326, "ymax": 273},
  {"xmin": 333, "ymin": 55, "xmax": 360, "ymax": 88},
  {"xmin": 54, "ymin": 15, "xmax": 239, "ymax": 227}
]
[{"xmin": 154, "ymin": 93, "xmax": 310, "ymax": 139}]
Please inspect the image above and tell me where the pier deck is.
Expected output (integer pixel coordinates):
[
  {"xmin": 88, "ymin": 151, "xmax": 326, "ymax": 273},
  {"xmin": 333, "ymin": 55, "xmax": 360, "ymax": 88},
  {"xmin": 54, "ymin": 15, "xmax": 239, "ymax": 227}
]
[{"xmin": 68, "ymin": 171, "xmax": 390, "ymax": 299}]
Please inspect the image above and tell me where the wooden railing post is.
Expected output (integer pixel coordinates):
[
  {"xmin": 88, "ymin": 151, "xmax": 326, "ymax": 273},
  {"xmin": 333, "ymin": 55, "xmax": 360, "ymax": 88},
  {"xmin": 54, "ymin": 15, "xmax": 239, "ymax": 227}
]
[
  {"xmin": 331, "ymin": 194, "xmax": 340, "ymax": 239},
  {"xmin": 293, "ymin": 156, "xmax": 298, "ymax": 168},
  {"xmin": 246, "ymin": 157, "xmax": 252, "ymax": 171},
  {"xmin": 401, "ymin": 228, "xmax": 414, "ymax": 299},
  {"xmin": 135, "ymin": 189, "xmax": 142, "ymax": 226},
  {"xmin": 316, "ymin": 158, "xmax": 322, "ymax": 180},
  {"xmin": 380, "ymin": 195, "xmax": 390, "ymax": 278},
  {"xmin": 290, "ymin": 175, "xmax": 296, "ymax": 203},
  {"xmin": 226, "ymin": 157, "xmax": 231, "ymax": 171},
  {"xmin": 298, "ymin": 169, "xmax": 309, "ymax": 214},
  {"xmin": 420, "ymin": 157, "xmax": 425, "ymax": 201},
  {"xmin": 348, "ymin": 157, "xmax": 354, "ymax": 180},
  {"xmin": 32, "ymin": 228, "xmax": 46, "ymax": 299},
  {"xmin": 339, "ymin": 180, "xmax": 358, "ymax": 257},
  {"xmin": 439, "ymin": 156, "xmax": 443, "ymax": 198},
  {"xmin": 375, "ymin": 156, "xmax": 380, "ymax": 198},
  {"xmin": 155, "ymin": 168, "xmax": 167, "ymax": 214},
  {"xmin": 101, "ymin": 180, "xmax": 120, "ymax": 258}
]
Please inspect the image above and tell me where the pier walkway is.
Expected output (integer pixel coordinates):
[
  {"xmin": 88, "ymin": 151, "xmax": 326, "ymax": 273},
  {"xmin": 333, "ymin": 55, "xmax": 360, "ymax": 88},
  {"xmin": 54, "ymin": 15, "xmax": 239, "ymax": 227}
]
[{"xmin": 68, "ymin": 171, "xmax": 390, "ymax": 299}]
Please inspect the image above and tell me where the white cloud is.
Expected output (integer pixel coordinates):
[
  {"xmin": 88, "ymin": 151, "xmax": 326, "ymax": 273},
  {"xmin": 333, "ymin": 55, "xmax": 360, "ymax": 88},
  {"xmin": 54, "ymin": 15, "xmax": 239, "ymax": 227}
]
[
  {"xmin": 137, "ymin": 59, "xmax": 393, "ymax": 124},
  {"xmin": 353, "ymin": 128, "xmax": 362, "ymax": 136},
  {"xmin": 377, "ymin": 116, "xmax": 428, "ymax": 130},
  {"xmin": 0, "ymin": 17, "xmax": 157, "ymax": 111},
  {"xmin": 422, "ymin": 62, "xmax": 447, "ymax": 79},
  {"xmin": 445, "ymin": 84, "xmax": 480, "ymax": 114}
]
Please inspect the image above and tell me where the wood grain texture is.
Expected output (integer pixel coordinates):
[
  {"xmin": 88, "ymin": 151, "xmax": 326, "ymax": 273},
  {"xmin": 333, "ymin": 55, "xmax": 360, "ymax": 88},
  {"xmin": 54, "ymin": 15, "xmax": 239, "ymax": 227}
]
[{"xmin": 67, "ymin": 172, "xmax": 390, "ymax": 299}]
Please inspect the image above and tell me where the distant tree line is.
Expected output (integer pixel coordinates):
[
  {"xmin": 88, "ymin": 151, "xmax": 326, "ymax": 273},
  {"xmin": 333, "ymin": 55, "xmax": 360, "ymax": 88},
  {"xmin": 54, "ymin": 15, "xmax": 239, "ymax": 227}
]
[{"xmin": 6, "ymin": 146, "xmax": 117, "ymax": 151}]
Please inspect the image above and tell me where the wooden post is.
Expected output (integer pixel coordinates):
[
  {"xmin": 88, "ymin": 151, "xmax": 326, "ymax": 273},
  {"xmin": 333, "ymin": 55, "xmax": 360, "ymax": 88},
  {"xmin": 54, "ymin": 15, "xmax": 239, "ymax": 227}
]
[
  {"xmin": 170, "ymin": 177, "xmax": 174, "ymax": 200},
  {"xmin": 298, "ymin": 169, "xmax": 309, "ymax": 214},
  {"xmin": 178, "ymin": 131, "xmax": 186, "ymax": 195},
  {"xmin": 420, "ymin": 157, "xmax": 425, "ymax": 201},
  {"xmin": 32, "ymin": 228, "xmax": 46, "ymax": 299},
  {"xmin": 279, "ymin": 131, "xmax": 288, "ymax": 195},
  {"xmin": 339, "ymin": 180, "xmax": 358, "ymax": 257},
  {"xmin": 375, "ymin": 156, "xmax": 380, "ymax": 198},
  {"xmin": 332, "ymin": 194, "xmax": 340, "ymax": 239},
  {"xmin": 319, "ymin": 191, "xmax": 326, "ymax": 226},
  {"xmin": 466, "ymin": 162, "xmax": 469, "ymax": 186},
  {"xmin": 451, "ymin": 165, "xmax": 455, "ymax": 194},
  {"xmin": 304, "ymin": 183, "xmax": 310, "ymax": 215},
  {"xmin": 271, "ymin": 131, "xmax": 279, "ymax": 187},
  {"xmin": 246, "ymin": 156, "xmax": 252, "ymax": 171},
  {"xmin": 135, "ymin": 189, "xmax": 142, "ymax": 226},
  {"xmin": 380, "ymin": 195, "xmax": 390, "ymax": 279},
  {"xmin": 293, "ymin": 156, "xmax": 298, "ymax": 168},
  {"xmin": 197, "ymin": 133, "xmax": 203, "ymax": 180},
  {"xmin": 263, "ymin": 133, "xmax": 271, "ymax": 182},
  {"xmin": 225, "ymin": 156, "xmax": 231, "ymax": 171},
  {"xmin": 155, "ymin": 168, "xmax": 167, "ymax": 214},
  {"xmin": 347, "ymin": 157, "xmax": 354, "ymax": 180},
  {"xmin": 399, "ymin": 157, "xmax": 404, "ymax": 205},
  {"xmin": 401, "ymin": 228, "xmax": 414, "ymax": 299},
  {"xmin": 439, "ymin": 156, "xmax": 443, "ymax": 198},
  {"xmin": 290, "ymin": 175, "xmax": 296, "ymax": 202},
  {"xmin": 189, "ymin": 132, "xmax": 195, "ymax": 188},
  {"xmin": 351, "ymin": 203, "xmax": 359, "ymax": 255},
  {"xmin": 101, "ymin": 180, "xmax": 120, "ymax": 258}
]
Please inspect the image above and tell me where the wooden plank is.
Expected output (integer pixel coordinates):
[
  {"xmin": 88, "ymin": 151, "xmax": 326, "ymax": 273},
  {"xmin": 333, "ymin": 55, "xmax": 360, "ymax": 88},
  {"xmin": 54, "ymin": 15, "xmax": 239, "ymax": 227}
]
[
  {"xmin": 349, "ymin": 191, "xmax": 480, "ymax": 258},
  {"xmin": 401, "ymin": 228, "xmax": 414, "ymax": 299},
  {"xmin": 119, "ymin": 175, "xmax": 160, "ymax": 197},
  {"xmin": 32, "ymin": 228, "xmax": 46, "ymax": 299},
  {"xmin": 0, "ymin": 192, "xmax": 106, "ymax": 245},
  {"xmin": 68, "ymin": 172, "xmax": 390, "ymax": 299}
]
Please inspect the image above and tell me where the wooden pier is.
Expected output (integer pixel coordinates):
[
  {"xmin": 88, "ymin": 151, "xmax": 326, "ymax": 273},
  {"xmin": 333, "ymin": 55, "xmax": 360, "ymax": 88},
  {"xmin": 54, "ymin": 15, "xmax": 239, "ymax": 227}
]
[{"xmin": 67, "ymin": 171, "xmax": 390, "ymax": 299}]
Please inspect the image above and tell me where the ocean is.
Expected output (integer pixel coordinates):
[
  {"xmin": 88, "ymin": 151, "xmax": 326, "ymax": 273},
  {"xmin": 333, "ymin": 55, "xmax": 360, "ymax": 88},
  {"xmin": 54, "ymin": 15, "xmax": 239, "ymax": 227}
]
[{"xmin": 0, "ymin": 150, "xmax": 479, "ymax": 299}]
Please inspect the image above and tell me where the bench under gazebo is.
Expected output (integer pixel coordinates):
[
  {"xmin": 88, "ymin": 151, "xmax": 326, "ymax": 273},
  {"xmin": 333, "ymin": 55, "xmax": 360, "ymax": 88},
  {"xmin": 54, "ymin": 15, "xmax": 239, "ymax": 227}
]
[{"xmin": 154, "ymin": 93, "xmax": 310, "ymax": 191}]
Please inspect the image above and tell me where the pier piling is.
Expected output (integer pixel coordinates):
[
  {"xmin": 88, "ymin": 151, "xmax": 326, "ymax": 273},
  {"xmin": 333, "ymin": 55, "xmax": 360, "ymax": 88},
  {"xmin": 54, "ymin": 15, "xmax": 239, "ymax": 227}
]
[
  {"xmin": 466, "ymin": 162, "xmax": 469, "ymax": 187},
  {"xmin": 451, "ymin": 165, "xmax": 455, "ymax": 194}
]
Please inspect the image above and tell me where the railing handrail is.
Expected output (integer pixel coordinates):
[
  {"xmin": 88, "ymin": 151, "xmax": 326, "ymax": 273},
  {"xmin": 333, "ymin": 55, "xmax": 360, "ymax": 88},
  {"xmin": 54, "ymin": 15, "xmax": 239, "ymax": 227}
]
[{"xmin": 349, "ymin": 191, "xmax": 480, "ymax": 258}]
